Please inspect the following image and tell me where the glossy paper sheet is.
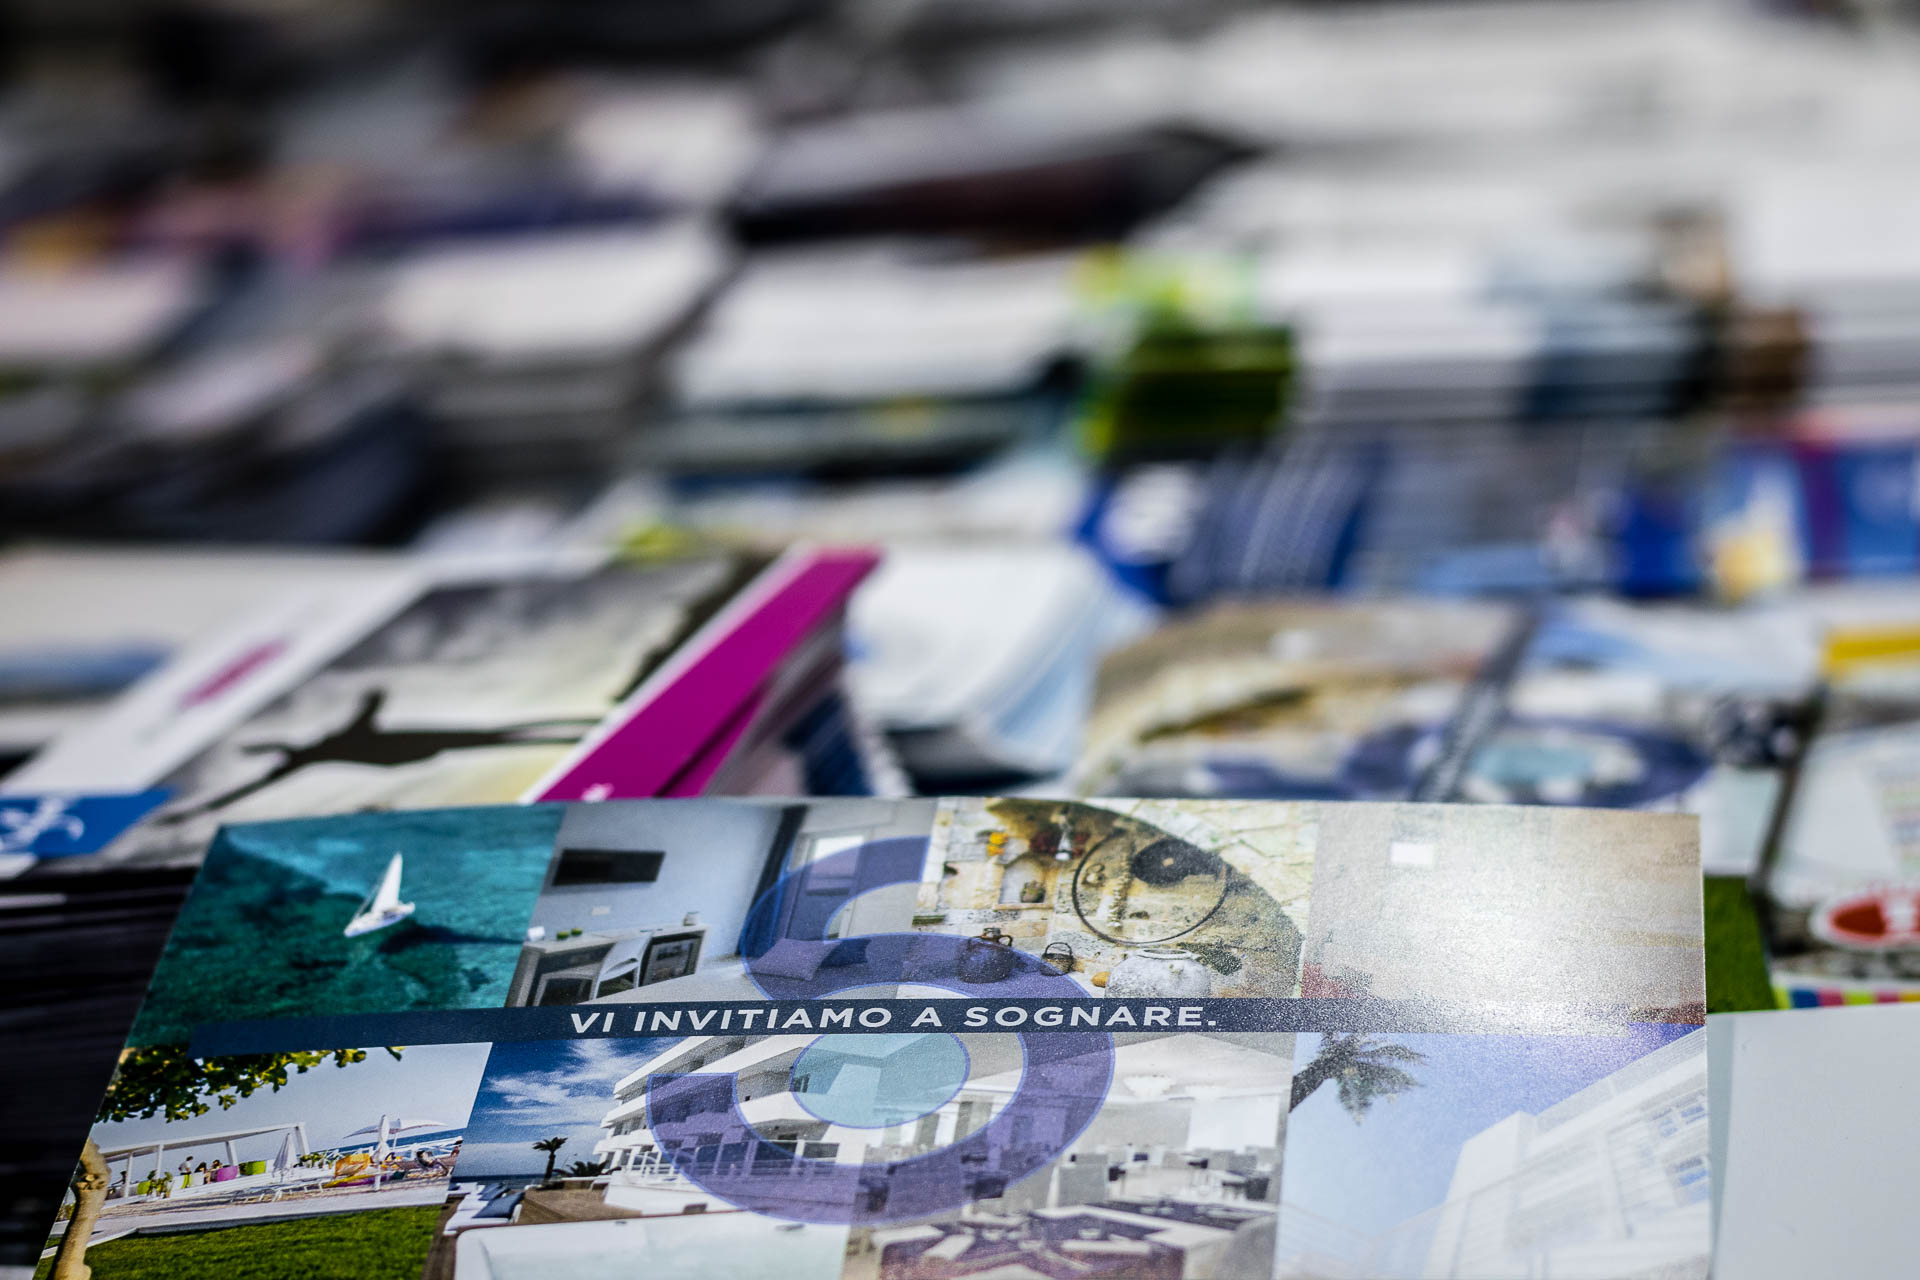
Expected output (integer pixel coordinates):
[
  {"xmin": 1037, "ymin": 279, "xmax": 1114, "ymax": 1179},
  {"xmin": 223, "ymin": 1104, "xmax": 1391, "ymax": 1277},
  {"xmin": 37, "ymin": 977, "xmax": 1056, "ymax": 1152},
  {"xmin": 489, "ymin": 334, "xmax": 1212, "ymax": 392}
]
[{"xmin": 49, "ymin": 798, "xmax": 1709, "ymax": 1280}]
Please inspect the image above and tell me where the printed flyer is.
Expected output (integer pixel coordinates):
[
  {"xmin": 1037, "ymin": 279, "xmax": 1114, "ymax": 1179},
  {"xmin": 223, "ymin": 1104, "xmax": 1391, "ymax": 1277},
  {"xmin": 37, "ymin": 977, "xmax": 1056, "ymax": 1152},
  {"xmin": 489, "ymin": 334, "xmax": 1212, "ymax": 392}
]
[{"xmin": 42, "ymin": 798, "xmax": 1710, "ymax": 1280}]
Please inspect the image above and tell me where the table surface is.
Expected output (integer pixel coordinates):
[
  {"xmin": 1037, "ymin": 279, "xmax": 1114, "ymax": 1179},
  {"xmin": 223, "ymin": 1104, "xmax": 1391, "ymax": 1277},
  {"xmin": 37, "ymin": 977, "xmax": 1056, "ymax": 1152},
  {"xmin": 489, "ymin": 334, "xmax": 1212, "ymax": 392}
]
[
  {"xmin": 522, "ymin": 931, "xmax": 615, "ymax": 957},
  {"xmin": 522, "ymin": 921, "xmax": 709, "ymax": 956}
]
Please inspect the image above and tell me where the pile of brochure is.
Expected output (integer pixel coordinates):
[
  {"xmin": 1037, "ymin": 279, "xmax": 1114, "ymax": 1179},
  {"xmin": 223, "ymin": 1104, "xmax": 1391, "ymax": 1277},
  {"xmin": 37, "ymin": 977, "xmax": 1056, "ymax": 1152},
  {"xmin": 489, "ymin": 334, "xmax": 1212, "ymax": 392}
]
[{"xmin": 18, "ymin": 0, "xmax": 1920, "ymax": 1274}]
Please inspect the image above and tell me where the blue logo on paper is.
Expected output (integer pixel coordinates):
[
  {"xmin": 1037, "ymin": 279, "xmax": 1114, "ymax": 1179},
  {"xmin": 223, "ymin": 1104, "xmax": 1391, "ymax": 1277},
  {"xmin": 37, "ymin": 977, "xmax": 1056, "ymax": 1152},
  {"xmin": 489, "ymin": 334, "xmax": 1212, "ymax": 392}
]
[
  {"xmin": 0, "ymin": 791, "xmax": 169, "ymax": 858},
  {"xmin": 640, "ymin": 837, "xmax": 1114, "ymax": 1224}
]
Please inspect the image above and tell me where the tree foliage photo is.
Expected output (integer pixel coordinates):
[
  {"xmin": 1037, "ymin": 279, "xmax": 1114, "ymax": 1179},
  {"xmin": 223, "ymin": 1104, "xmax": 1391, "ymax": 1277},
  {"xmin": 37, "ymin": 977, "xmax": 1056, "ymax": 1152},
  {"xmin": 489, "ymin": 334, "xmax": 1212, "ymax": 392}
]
[
  {"xmin": 532, "ymin": 1136, "xmax": 568, "ymax": 1184},
  {"xmin": 100, "ymin": 1045, "xmax": 405, "ymax": 1123},
  {"xmin": 1289, "ymin": 1033, "xmax": 1426, "ymax": 1120}
]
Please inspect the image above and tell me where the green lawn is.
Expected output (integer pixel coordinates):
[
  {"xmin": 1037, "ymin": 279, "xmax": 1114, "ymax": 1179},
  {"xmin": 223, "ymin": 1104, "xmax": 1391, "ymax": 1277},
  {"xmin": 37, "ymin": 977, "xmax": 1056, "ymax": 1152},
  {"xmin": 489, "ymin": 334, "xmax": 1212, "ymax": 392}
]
[
  {"xmin": 1705, "ymin": 874, "xmax": 1777, "ymax": 1013},
  {"xmin": 39, "ymin": 1205, "xmax": 443, "ymax": 1280}
]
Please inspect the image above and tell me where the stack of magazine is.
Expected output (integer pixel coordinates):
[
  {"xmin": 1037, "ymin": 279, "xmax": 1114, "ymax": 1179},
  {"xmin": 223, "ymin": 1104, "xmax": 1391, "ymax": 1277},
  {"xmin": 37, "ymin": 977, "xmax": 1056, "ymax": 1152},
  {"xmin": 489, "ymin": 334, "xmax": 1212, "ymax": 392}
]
[{"xmin": 3, "ymin": 544, "xmax": 884, "ymax": 876}]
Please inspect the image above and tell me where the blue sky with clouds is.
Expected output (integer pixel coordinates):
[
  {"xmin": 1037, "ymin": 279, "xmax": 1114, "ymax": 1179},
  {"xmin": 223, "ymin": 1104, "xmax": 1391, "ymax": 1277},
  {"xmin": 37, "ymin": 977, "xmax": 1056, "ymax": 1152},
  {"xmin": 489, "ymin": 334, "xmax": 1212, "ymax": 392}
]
[
  {"xmin": 1281, "ymin": 1023, "xmax": 1699, "ymax": 1240},
  {"xmin": 455, "ymin": 1036, "xmax": 683, "ymax": 1178}
]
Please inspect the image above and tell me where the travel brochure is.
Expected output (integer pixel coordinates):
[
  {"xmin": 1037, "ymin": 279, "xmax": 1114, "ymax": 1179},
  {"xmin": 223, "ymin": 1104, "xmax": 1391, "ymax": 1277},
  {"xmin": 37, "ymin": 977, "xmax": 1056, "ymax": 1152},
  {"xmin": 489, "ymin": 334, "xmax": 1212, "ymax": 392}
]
[{"xmin": 43, "ymin": 796, "xmax": 1709, "ymax": 1280}]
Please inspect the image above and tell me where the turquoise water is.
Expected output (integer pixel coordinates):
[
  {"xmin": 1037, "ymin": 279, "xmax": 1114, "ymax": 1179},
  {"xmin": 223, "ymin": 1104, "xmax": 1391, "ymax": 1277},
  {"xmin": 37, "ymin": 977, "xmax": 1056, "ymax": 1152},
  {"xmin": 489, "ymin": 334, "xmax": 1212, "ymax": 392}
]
[
  {"xmin": 791, "ymin": 1033, "xmax": 969, "ymax": 1128},
  {"xmin": 130, "ymin": 805, "xmax": 563, "ymax": 1045}
]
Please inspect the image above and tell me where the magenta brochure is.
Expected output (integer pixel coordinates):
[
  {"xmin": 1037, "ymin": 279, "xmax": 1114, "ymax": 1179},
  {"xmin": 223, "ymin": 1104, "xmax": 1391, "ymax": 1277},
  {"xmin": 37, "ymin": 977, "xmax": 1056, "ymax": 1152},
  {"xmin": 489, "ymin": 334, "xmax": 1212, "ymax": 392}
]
[{"xmin": 43, "ymin": 798, "xmax": 1710, "ymax": 1280}]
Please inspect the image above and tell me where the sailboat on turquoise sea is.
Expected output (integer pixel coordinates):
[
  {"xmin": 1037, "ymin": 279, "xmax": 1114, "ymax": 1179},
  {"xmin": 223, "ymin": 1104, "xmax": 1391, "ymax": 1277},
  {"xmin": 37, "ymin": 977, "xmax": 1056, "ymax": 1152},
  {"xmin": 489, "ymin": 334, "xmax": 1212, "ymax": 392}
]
[{"xmin": 344, "ymin": 853, "xmax": 415, "ymax": 937}]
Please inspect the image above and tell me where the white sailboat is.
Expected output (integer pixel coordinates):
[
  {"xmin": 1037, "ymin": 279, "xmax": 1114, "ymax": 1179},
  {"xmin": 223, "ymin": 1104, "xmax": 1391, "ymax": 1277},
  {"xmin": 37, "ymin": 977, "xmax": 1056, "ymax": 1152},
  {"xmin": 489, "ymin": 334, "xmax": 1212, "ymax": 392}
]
[{"xmin": 344, "ymin": 854, "xmax": 414, "ymax": 937}]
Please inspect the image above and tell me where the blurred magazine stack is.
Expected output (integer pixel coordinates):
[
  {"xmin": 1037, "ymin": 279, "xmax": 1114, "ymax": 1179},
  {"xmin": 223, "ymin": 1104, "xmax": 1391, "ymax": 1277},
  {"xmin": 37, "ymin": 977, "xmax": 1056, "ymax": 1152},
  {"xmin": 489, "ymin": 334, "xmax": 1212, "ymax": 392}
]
[
  {"xmin": 0, "ymin": 547, "xmax": 422, "ymax": 773},
  {"xmin": 1068, "ymin": 598, "xmax": 1520, "ymax": 802},
  {"xmin": 375, "ymin": 222, "xmax": 731, "ymax": 486},
  {"xmin": 1764, "ymin": 609, "xmax": 1920, "ymax": 1004},
  {"xmin": 1066, "ymin": 594, "xmax": 1823, "ymax": 881},
  {"xmin": 846, "ymin": 542, "xmax": 1149, "ymax": 789},
  {"xmin": 1460, "ymin": 598, "xmax": 1819, "ymax": 876},
  {"xmin": 4, "ymin": 544, "xmax": 884, "ymax": 876},
  {"xmin": 649, "ymin": 244, "xmax": 1087, "ymax": 475}
]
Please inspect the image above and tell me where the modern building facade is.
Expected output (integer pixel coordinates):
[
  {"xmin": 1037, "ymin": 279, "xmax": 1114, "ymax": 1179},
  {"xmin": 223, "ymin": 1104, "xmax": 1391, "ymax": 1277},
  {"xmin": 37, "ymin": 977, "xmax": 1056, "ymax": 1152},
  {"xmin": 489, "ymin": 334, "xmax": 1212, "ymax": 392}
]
[{"xmin": 1277, "ymin": 1028, "xmax": 1711, "ymax": 1279}]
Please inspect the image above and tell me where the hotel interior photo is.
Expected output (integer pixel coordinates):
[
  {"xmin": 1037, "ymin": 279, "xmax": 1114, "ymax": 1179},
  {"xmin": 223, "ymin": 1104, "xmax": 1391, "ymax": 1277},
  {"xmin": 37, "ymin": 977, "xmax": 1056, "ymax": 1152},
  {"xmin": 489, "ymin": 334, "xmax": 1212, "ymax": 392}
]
[
  {"xmin": 846, "ymin": 1031, "xmax": 1289, "ymax": 1280},
  {"xmin": 504, "ymin": 798, "xmax": 935, "ymax": 1007}
]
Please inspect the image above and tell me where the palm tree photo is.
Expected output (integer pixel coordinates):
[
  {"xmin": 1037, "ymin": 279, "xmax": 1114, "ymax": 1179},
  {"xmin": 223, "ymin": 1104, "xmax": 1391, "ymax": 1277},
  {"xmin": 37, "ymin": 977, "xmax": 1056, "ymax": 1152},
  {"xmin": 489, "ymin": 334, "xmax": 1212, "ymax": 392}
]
[
  {"xmin": 532, "ymin": 1136, "xmax": 569, "ymax": 1184},
  {"xmin": 1289, "ymin": 1033, "xmax": 1426, "ymax": 1119}
]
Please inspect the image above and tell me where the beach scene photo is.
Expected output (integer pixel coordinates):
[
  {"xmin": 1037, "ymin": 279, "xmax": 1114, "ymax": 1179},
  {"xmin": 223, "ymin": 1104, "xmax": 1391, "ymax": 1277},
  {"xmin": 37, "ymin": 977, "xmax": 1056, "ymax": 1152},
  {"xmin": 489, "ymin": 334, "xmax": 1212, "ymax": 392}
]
[
  {"xmin": 42, "ymin": 1042, "xmax": 490, "ymax": 1280},
  {"xmin": 127, "ymin": 805, "xmax": 562, "ymax": 1045}
]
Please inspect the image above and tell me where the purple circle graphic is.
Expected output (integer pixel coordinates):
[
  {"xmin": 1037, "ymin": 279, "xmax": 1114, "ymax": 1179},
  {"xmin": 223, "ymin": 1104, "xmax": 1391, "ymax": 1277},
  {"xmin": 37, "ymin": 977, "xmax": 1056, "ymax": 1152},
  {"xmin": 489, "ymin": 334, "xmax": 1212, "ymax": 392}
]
[{"xmin": 639, "ymin": 838, "xmax": 1115, "ymax": 1223}]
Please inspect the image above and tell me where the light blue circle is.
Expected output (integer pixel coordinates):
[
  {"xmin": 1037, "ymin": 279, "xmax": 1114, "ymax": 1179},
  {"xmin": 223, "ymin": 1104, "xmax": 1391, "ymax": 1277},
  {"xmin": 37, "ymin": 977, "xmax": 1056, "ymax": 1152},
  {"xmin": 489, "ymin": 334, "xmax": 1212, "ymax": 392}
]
[{"xmin": 789, "ymin": 1033, "xmax": 970, "ymax": 1129}]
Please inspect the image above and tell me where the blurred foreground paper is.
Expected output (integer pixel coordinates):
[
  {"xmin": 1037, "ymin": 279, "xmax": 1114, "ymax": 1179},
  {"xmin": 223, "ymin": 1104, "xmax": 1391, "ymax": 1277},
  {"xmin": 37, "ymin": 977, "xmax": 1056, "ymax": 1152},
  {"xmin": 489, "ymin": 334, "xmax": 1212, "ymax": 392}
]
[{"xmin": 1710, "ymin": 1004, "xmax": 1920, "ymax": 1280}]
